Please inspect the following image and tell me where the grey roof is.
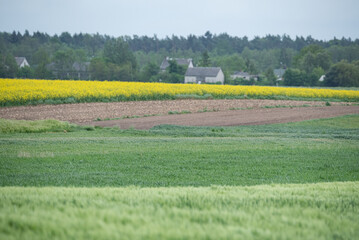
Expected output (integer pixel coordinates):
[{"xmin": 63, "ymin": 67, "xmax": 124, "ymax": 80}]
[
  {"xmin": 176, "ymin": 59, "xmax": 191, "ymax": 65},
  {"xmin": 160, "ymin": 57, "xmax": 192, "ymax": 70},
  {"xmin": 231, "ymin": 71, "xmax": 250, "ymax": 77},
  {"xmin": 185, "ymin": 67, "xmax": 221, "ymax": 77},
  {"xmin": 15, "ymin": 57, "xmax": 26, "ymax": 66},
  {"xmin": 274, "ymin": 69, "xmax": 286, "ymax": 77}
]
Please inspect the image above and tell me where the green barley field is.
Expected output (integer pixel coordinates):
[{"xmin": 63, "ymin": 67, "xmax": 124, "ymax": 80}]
[{"xmin": 0, "ymin": 115, "xmax": 359, "ymax": 239}]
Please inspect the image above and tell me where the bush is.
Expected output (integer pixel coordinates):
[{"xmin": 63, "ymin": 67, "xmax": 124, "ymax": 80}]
[{"xmin": 324, "ymin": 61, "xmax": 359, "ymax": 87}]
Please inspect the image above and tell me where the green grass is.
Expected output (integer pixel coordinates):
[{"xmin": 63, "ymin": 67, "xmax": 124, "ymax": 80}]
[
  {"xmin": 0, "ymin": 115, "xmax": 358, "ymax": 239},
  {"xmin": 309, "ymin": 86, "xmax": 359, "ymax": 91},
  {"xmin": 150, "ymin": 114, "xmax": 359, "ymax": 139},
  {"xmin": 168, "ymin": 110, "xmax": 192, "ymax": 115},
  {"xmin": 1, "ymin": 182, "xmax": 358, "ymax": 240},
  {"xmin": 261, "ymin": 104, "xmax": 312, "ymax": 108},
  {"xmin": 0, "ymin": 115, "xmax": 358, "ymax": 187},
  {"xmin": 0, "ymin": 119, "xmax": 72, "ymax": 133},
  {"xmin": 0, "ymin": 118, "xmax": 96, "ymax": 133},
  {"xmin": 174, "ymin": 93, "xmax": 214, "ymax": 100}
]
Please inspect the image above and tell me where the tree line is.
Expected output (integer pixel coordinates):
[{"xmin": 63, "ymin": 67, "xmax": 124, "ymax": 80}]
[{"xmin": 0, "ymin": 30, "xmax": 359, "ymax": 86}]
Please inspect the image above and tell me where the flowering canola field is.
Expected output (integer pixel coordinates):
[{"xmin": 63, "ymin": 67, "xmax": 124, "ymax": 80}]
[{"xmin": 1, "ymin": 78, "xmax": 358, "ymax": 106}]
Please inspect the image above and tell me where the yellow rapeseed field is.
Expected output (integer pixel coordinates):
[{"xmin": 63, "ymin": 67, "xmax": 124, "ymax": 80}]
[{"xmin": 1, "ymin": 78, "xmax": 358, "ymax": 105}]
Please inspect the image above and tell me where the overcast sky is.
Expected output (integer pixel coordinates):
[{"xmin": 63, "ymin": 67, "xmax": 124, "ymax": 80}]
[{"xmin": 0, "ymin": 0, "xmax": 358, "ymax": 40}]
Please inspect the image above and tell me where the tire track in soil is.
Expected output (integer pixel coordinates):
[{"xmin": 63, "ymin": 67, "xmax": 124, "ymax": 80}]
[{"xmin": 86, "ymin": 105, "xmax": 359, "ymax": 130}]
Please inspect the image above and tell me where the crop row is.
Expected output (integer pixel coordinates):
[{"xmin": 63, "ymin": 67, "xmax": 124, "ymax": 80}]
[{"xmin": 1, "ymin": 78, "xmax": 359, "ymax": 106}]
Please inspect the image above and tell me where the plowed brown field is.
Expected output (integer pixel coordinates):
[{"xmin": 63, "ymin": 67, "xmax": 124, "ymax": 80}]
[{"xmin": 1, "ymin": 99, "xmax": 358, "ymax": 129}]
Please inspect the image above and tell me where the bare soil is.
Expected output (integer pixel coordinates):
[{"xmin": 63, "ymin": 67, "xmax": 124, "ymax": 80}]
[
  {"xmin": 95, "ymin": 106, "xmax": 359, "ymax": 129},
  {"xmin": 1, "ymin": 99, "xmax": 358, "ymax": 129}
]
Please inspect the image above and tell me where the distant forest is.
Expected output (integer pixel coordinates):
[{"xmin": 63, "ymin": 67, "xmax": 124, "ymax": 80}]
[{"xmin": 1, "ymin": 30, "xmax": 359, "ymax": 86}]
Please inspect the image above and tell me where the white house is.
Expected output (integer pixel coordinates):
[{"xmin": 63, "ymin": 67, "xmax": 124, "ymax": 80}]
[
  {"xmin": 273, "ymin": 68, "xmax": 286, "ymax": 81},
  {"xmin": 185, "ymin": 67, "xmax": 224, "ymax": 84},
  {"xmin": 160, "ymin": 57, "xmax": 193, "ymax": 72},
  {"xmin": 319, "ymin": 75, "xmax": 325, "ymax": 82},
  {"xmin": 14, "ymin": 57, "xmax": 30, "ymax": 68}
]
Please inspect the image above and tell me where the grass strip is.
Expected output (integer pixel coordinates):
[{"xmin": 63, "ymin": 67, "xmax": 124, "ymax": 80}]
[{"xmin": 0, "ymin": 119, "xmax": 95, "ymax": 133}]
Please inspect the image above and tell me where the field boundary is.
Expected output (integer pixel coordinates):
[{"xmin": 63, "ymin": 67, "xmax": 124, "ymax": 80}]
[
  {"xmin": 86, "ymin": 105, "xmax": 359, "ymax": 129},
  {"xmin": 1, "ymin": 99, "xmax": 358, "ymax": 125}
]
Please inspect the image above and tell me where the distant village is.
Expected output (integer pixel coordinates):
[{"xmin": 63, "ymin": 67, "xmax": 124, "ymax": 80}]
[
  {"xmin": 2, "ymin": 31, "xmax": 358, "ymax": 87},
  {"xmin": 13, "ymin": 55, "xmax": 290, "ymax": 85}
]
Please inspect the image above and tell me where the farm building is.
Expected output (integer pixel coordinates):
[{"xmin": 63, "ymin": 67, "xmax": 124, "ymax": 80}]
[
  {"xmin": 160, "ymin": 57, "xmax": 193, "ymax": 72},
  {"xmin": 230, "ymin": 71, "xmax": 258, "ymax": 81},
  {"xmin": 14, "ymin": 57, "xmax": 30, "ymax": 68},
  {"xmin": 46, "ymin": 61, "xmax": 91, "ymax": 80},
  {"xmin": 72, "ymin": 62, "xmax": 91, "ymax": 79},
  {"xmin": 185, "ymin": 67, "xmax": 224, "ymax": 84},
  {"xmin": 274, "ymin": 68, "xmax": 286, "ymax": 81}
]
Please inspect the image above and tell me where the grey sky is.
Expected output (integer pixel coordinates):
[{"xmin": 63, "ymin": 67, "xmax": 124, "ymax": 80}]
[{"xmin": 0, "ymin": 0, "xmax": 358, "ymax": 40}]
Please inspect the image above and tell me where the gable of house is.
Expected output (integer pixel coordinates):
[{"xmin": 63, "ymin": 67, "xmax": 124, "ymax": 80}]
[
  {"xmin": 15, "ymin": 57, "xmax": 30, "ymax": 68},
  {"xmin": 274, "ymin": 68, "xmax": 286, "ymax": 80},
  {"xmin": 46, "ymin": 61, "xmax": 91, "ymax": 80},
  {"xmin": 185, "ymin": 67, "xmax": 224, "ymax": 84},
  {"xmin": 160, "ymin": 57, "xmax": 193, "ymax": 71}
]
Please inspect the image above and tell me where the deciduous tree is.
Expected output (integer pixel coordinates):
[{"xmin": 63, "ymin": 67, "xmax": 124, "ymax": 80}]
[
  {"xmin": 324, "ymin": 61, "xmax": 359, "ymax": 87},
  {"xmin": 199, "ymin": 50, "xmax": 211, "ymax": 67}
]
